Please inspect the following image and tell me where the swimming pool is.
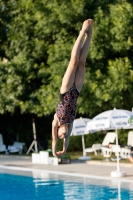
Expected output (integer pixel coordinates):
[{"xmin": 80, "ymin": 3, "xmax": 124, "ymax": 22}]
[{"xmin": 0, "ymin": 167, "xmax": 133, "ymax": 200}]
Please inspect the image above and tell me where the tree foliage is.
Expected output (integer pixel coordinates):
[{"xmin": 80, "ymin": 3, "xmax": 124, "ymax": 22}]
[
  {"xmin": 79, "ymin": 1, "xmax": 133, "ymax": 116},
  {"xmin": 0, "ymin": 0, "xmax": 133, "ymax": 118}
]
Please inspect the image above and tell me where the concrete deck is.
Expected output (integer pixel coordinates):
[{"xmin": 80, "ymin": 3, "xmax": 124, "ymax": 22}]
[{"xmin": 0, "ymin": 155, "xmax": 133, "ymax": 182}]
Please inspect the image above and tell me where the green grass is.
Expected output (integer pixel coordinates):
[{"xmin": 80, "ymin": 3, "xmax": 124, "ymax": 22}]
[
  {"xmin": 66, "ymin": 151, "xmax": 131, "ymax": 163},
  {"xmin": 2, "ymin": 150, "xmax": 131, "ymax": 164}
]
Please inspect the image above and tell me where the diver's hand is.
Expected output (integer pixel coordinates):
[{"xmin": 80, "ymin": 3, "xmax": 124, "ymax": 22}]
[
  {"xmin": 52, "ymin": 151, "xmax": 65, "ymax": 157},
  {"xmin": 56, "ymin": 150, "xmax": 65, "ymax": 157},
  {"xmin": 52, "ymin": 152, "xmax": 58, "ymax": 158}
]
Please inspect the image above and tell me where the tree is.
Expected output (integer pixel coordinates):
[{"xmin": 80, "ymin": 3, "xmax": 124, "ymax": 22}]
[
  {"xmin": 78, "ymin": 1, "xmax": 133, "ymax": 116},
  {"xmin": 0, "ymin": 0, "xmax": 133, "ymax": 118},
  {"xmin": 0, "ymin": 0, "xmax": 87, "ymax": 115}
]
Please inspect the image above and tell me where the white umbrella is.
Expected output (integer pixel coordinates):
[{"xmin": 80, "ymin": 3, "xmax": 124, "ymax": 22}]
[
  {"xmin": 71, "ymin": 117, "xmax": 91, "ymax": 158},
  {"xmin": 86, "ymin": 108, "xmax": 133, "ymax": 177}
]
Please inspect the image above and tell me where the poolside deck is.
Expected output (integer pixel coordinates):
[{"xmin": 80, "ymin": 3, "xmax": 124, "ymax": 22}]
[{"xmin": 0, "ymin": 155, "xmax": 133, "ymax": 182}]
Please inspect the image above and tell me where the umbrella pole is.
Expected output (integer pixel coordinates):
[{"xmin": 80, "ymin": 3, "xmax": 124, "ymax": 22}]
[
  {"xmin": 82, "ymin": 135, "xmax": 85, "ymax": 156},
  {"xmin": 116, "ymin": 129, "xmax": 120, "ymax": 172},
  {"xmin": 111, "ymin": 129, "xmax": 126, "ymax": 178}
]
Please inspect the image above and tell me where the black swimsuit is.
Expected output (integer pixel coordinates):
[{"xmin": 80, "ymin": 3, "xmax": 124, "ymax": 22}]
[{"xmin": 56, "ymin": 86, "xmax": 79, "ymax": 125}]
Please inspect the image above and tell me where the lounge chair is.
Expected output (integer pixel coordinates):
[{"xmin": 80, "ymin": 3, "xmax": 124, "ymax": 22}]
[
  {"xmin": 120, "ymin": 147, "xmax": 131, "ymax": 159},
  {"xmin": 102, "ymin": 147, "xmax": 112, "ymax": 161},
  {"xmin": 102, "ymin": 132, "xmax": 116, "ymax": 146},
  {"xmin": 13, "ymin": 141, "xmax": 25, "ymax": 153},
  {"xmin": 8, "ymin": 141, "xmax": 25, "ymax": 154},
  {"xmin": 101, "ymin": 132, "xmax": 116, "ymax": 161},
  {"xmin": 84, "ymin": 144, "xmax": 102, "ymax": 156},
  {"xmin": 84, "ymin": 132, "xmax": 116, "ymax": 156},
  {"xmin": 0, "ymin": 134, "xmax": 6, "ymax": 153},
  {"xmin": 102, "ymin": 144, "xmax": 122, "ymax": 161},
  {"xmin": 119, "ymin": 131, "xmax": 133, "ymax": 159},
  {"xmin": 127, "ymin": 131, "xmax": 133, "ymax": 147}
]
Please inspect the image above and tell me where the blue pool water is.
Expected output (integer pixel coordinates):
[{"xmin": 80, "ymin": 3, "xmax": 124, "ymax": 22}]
[{"xmin": 0, "ymin": 171, "xmax": 133, "ymax": 200}]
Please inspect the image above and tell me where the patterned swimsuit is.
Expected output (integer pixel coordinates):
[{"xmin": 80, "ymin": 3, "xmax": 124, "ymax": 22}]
[{"xmin": 56, "ymin": 86, "xmax": 79, "ymax": 125}]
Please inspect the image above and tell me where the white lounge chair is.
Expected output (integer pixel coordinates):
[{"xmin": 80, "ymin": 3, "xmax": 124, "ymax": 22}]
[
  {"xmin": 108, "ymin": 144, "xmax": 131, "ymax": 161},
  {"xmin": 84, "ymin": 144, "xmax": 102, "ymax": 156},
  {"xmin": 8, "ymin": 141, "xmax": 25, "ymax": 154},
  {"xmin": 102, "ymin": 147, "xmax": 112, "ymax": 161},
  {"xmin": 13, "ymin": 142, "xmax": 25, "ymax": 154},
  {"xmin": 102, "ymin": 132, "xmax": 116, "ymax": 146},
  {"xmin": 0, "ymin": 134, "xmax": 6, "ymax": 153},
  {"xmin": 102, "ymin": 144, "xmax": 122, "ymax": 161},
  {"xmin": 84, "ymin": 132, "xmax": 116, "ymax": 156},
  {"xmin": 118, "ymin": 131, "xmax": 133, "ymax": 159},
  {"xmin": 111, "ymin": 145, "xmax": 121, "ymax": 157},
  {"xmin": 127, "ymin": 131, "xmax": 133, "ymax": 147},
  {"xmin": 101, "ymin": 132, "xmax": 116, "ymax": 160},
  {"xmin": 120, "ymin": 147, "xmax": 131, "ymax": 159}
]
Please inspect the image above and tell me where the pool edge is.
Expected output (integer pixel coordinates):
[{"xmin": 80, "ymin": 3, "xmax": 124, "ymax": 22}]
[{"xmin": 0, "ymin": 164, "xmax": 133, "ymax": 183}]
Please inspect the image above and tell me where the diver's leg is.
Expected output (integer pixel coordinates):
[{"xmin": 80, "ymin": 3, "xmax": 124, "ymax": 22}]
[
  {"xmin": 60, "ymin": 19, "xmax": 92, "ymax": 94},
  {"xmin": 74, "ymin": 20, "xmax": 93, "ymax": 92}
]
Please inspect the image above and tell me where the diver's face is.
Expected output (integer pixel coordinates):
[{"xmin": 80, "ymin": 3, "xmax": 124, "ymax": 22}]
[{"xmin": 57, "ymin": 124, "xmax": 68, "ymax": 139}]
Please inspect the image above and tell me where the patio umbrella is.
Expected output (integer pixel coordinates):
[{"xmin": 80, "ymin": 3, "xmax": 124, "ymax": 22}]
[
  {"xmin": 86, "ymin": 108, "xmax": 133, "ymax": 177},
  {"xmin": 71, "ymin": 117, "xmax": 91, "ymax": 159}
]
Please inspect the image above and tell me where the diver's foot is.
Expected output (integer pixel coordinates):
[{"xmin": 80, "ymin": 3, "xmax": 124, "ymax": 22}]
[{"xmin": 81, "ymin": 19, "xmax": 93, "ymax": 34}]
